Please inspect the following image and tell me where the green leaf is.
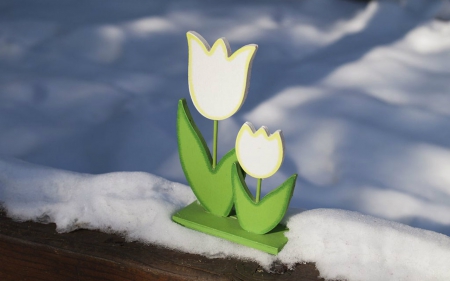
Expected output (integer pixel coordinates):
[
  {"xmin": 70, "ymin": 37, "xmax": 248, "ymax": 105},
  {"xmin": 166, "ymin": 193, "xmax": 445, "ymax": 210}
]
[
  {"xmin": 232, "ymin": 163, "xmax": 297, "ymax": 234},
  {"xmin": 177, "ymin": 99, "xmax": 237, "ymax": 217}
]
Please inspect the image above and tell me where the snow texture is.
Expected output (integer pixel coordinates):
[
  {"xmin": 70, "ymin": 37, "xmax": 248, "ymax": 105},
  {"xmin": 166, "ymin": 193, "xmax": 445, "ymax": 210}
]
[
  {"xmin": 2, "ymin": 157, "xmax": 450, "ymax": 281},
  {"xmin": 1, "ymin": 0, "xmax": 450, "ymax": 280}
]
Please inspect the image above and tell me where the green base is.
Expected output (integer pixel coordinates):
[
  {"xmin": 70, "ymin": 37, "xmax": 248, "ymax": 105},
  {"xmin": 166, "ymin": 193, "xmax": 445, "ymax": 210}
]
[{"xmin": 172, "ymin": 201, "xmax": 289, "ymax": 255}]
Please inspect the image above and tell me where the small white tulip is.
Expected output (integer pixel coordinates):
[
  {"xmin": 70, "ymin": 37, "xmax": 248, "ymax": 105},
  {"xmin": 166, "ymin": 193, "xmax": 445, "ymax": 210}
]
[
  {"xmin": 235, "ymin": 122, "xmax": 284, "ymax": 179},
  {"xmin": 187, "ymin": 31, "xmax": 257, "ymax": 120}
]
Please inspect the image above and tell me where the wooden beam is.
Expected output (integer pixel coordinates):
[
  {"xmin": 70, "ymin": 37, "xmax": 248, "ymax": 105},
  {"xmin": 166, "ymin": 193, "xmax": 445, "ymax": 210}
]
[{"xmin": 0, "ymin": 211, "xmax": 324, "ymax": 281}]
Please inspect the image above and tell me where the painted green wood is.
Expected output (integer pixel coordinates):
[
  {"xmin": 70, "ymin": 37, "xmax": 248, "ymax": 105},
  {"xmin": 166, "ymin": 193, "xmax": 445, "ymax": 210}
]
[
  {"xmin": 232, "ymin": 163, "xmax": 297, "ymax": 234},
  {"xmin": 177, "ymin": 99, "xmax": 237, "ymax": 217},
  {"xmin": 172, "ymin": 201, "xmax": 289, "ymax": 255}
]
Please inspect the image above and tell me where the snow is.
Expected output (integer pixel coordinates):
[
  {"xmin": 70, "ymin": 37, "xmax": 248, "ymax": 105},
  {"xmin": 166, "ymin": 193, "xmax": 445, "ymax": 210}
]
[
  {"xmin": 0, "ymin": 158, "xmax": 450, "ymax": 281},
  {"xmin": 281, "ymin": 209, "xmax": 450, "ymax": 281},
  {"xmin": 1, "ymin": 0, "xmax": 450, "ymax": 280},
  {"xmin": 0, "ymin": 157, "xmax": 277, "ymax": 266},
  {"xmin": 2, "ymin": 156, "xmax": 450, "ymax": 281}
]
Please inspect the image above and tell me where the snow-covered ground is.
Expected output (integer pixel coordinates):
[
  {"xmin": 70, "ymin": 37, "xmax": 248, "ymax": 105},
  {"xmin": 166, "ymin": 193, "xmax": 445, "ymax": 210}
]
[
  {"xmin": 1, "ymin": 0, "xmax": 450, "ymax": 280},
  {"xmin": 2, "ymin": 157, "xmax": 450, "ymax": 281}
]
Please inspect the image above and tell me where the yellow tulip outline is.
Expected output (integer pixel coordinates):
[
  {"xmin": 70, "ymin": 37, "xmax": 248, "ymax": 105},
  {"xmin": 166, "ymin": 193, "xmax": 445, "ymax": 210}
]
[
  {"xmin": 187, "ymin": 31, "xmax": 258, "ymax": 120},
  {"xmin": 236, "ymin": 122, "xmax": 285, "ymax": 179}
]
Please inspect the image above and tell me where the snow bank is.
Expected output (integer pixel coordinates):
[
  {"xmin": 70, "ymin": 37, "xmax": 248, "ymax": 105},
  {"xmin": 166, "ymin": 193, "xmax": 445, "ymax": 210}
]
[
  {"xmin": 2, "ymin": 156, "xmax": 450, "ymax": 281},
  {"xmin": 1, "ymin": 0, "xmax": 449, "ymax": 238},
  {"xmin": 0, "ymin": 157, "xmax": 276, "ymax": 266},
  {"xmin": 281, "ymin": 209, "xmax": 450, "ymax": 281}
]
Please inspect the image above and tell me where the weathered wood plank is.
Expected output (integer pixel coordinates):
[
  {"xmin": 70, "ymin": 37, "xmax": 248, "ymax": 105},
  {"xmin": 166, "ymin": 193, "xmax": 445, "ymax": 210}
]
[{"xmin": 0, "ymin": 211, "xmax": 324, "ymax": 281}]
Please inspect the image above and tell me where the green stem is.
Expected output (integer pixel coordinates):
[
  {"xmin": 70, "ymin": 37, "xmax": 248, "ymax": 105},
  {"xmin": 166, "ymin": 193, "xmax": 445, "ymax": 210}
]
[
  {"xmin": 256, "ymin": 178, "xmax": 262, "ymax": 203},
  {"xmin": 213, "ymin": 120, "xmax": 218, "ymax": 169}
]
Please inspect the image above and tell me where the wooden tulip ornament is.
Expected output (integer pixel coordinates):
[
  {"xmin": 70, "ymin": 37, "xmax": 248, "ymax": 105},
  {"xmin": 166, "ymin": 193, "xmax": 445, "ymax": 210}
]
[{"xmin": 173, "ymin": 31, "xmax": 297, "ymax": 255}]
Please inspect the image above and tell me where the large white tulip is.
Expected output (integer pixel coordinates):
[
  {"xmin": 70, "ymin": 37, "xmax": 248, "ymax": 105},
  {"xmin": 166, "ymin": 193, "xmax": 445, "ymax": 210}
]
[
  {"xmin": 235, "ymin": 122, "xmax": 284, "ymax": 179},
  {"xmin": 187, "ymin": 31, "xmax": 257, "ymax": 120}
]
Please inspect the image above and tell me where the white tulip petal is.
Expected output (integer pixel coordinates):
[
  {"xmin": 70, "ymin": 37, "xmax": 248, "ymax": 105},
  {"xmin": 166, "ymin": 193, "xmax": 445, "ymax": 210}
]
[
  {"xmin": 236, "ymin": 122, "xmax": 284, "ymax": 179},
  {"xmin": 187, "ymin": 31, "xmax": 257, "ymax": 120}
]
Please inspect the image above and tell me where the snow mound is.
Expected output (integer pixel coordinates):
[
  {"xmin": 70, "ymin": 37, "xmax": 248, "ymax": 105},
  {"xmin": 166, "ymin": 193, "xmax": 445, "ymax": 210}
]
[
  {"xmin": 1, "ymin": 156, "xmax": 450, "ymax": 281},
  {"xmin": 281, "ymin": 209, "xmax": 450, "ymax": 281}
]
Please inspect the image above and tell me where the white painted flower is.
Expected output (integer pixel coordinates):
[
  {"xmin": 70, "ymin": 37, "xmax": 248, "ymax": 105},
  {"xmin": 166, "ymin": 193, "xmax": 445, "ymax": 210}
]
[
  {"xmin": 187, "ymin": 31, "xmax": 258, "ymax": 120},
  {"xmin": 235, "ymin": 122, "xmax": 284, "ymax": 179}
]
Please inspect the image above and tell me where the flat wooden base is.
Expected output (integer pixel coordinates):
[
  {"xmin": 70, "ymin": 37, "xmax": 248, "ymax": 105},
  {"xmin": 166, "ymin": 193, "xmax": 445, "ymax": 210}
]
[{"xmin": 172, "ymin": 201, "xmax": 289, "ymax": 255}]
